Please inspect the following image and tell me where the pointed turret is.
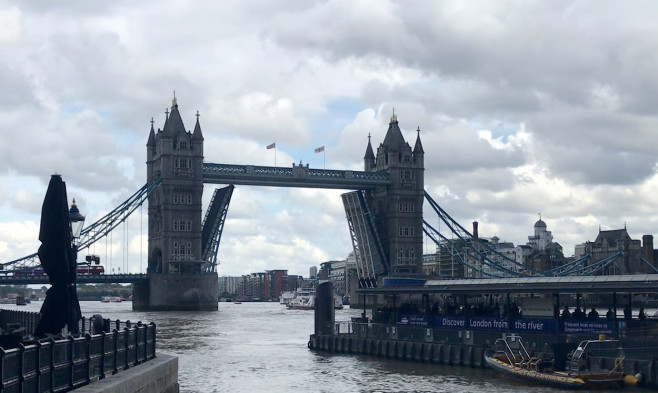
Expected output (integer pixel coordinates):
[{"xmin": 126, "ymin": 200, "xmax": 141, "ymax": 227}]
[
  {"xmin": 161, "ymin": 106, "xmax": 171, "ymax": 135},
  {"xmin": 147, "ymin": 118, "xmax": 156, "ymax": 148},
  {"xmin": 192, "ymin": 111, "xmax": 204, "ymax": 141},
  {"xmin": 364, "ymin": 133, "xmax": 375, "ymax": 171},
  {"xmin": 166, "ymin": 97, "xmax": 187, "ymax": 136},
  {"xmin": 413, "ymin": 126, "xmax": 424, "ymax": 155},
  {"xmin": 382, "ymin": 110, "xmax": 406, "ymax": 150},
  {"xmin": 413, "ymin": 126, "xmax": 424, "ymax": 168}
]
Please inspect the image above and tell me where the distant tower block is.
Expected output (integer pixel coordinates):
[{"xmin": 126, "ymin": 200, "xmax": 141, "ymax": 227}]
[
  {"xmin": 363, "ymin": 113, "xmax": 424, "ymax": 276},
  {"xmin": 134, "ymin": 98, "xmax": 218, "ymax": 311}
]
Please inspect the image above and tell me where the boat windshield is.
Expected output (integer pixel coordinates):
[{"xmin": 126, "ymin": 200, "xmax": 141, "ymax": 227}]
[{"xmin": 572, "ymin": 340, "xmax": 623, "ymax": 365}]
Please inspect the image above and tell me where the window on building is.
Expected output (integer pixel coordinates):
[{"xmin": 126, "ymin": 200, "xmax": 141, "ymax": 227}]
[{"xmin": 173, "ymin": 158, "xmax": 192, "ymax": 171}]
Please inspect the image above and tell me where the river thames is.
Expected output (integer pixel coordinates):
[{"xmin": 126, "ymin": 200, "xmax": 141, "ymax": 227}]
[{"xmin": 4, "ymin": 301, "xmax": 627, "ymax": 392}]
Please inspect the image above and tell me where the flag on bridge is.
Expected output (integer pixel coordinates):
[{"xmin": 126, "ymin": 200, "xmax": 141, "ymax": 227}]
[
  {"xmin": 314, "ymin": 145, "xmax": 325, "ymax": 153},
  {"xmin": 267, "ymin": 142, "xmax": 276, "ymax": 149}
]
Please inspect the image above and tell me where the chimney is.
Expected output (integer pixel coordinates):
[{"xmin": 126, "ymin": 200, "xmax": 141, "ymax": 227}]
[
  {"xmin": 643, "ymin": 235, "xmax": 654, "ymax": 265},
  {"xmin": 473, "ymin": 221, "xmax": 479, "ymax": 239}
]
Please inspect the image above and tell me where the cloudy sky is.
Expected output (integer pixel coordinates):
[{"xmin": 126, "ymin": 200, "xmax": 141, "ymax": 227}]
[{"xmin": 1, "ymin": 1, "xmax": 658, "ymax": 277}]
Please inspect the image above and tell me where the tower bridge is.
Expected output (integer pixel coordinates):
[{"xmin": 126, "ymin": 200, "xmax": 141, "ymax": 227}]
[
  {"xmin": 7, "ymin": 98, "xmax": 620, "ymax": 311},
  {"xmin": 135, "ymin": 98, "xmax": 425, "ymax": 310}
]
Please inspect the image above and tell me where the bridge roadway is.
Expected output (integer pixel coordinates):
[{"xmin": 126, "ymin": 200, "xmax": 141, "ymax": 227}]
[
  {"xmin": 0, "ymin": 273, "xmax": 147, "ymax": 285},
  {"xmin": 202, "ymin": 163, "xmax": 391, "ymax": 189}
]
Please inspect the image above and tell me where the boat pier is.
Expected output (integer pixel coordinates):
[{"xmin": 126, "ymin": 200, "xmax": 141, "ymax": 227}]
[{"xmin": 309, "ymin": 275, "xmax": 658, "ymax": 389}]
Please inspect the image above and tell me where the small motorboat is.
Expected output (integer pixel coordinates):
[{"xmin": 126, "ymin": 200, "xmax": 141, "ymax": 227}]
[{"xmin": 485, "ymin": 334, "xmax": 629, "ymax": 389}]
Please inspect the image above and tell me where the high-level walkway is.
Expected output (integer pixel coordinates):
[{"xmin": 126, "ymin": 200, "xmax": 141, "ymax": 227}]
[{"xmin": 202, "ymin": 163, "xmax": 391, "ymax": 189}]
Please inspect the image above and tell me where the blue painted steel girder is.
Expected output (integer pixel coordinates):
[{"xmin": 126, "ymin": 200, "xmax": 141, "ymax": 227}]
[
  {"xmin": 202, "ymin": 163, "xmax": 391, "ymax": 189},
  {"xmin": 0, "ymin": 273, "xmax": 149, "ymax": 285}
]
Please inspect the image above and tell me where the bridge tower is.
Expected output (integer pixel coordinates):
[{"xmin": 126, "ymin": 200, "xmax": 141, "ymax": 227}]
[
  {"xmin": 134, "ymin": 97, "xmax": 218, "ymax": 311},
  {"xmin": 364, "ymin": 112, "xmax": 424, "ymax": 276}
]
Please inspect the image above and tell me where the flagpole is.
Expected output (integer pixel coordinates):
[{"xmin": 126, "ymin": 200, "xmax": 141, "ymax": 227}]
[
  {"xmin": 323, "ymin": 149, "xmax": 325, "ymax": 170},
  {"xmin": 275, "ymin": 146, "xmax": 277, "ymax": 167}
]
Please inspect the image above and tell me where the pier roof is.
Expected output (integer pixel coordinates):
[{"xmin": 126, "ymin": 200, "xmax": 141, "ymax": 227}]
[{"xmin": 358, "ymin": 274, "xmax": 658, "ymax": 295}]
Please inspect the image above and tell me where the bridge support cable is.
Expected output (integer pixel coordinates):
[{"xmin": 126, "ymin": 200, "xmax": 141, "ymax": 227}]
[
  {"xmin": 78, "ymin": 179, "xmax": 162, "ymax": 252},
  {"xmin": 201, "ymin": 185, "xmax": 234, "ymax": 273},
  {"xmin": 342, "ymin": 191, "xmax": 387, "ymax": 288},
  {"xmin": 639, "ymin": 256, "xmax": 658, "ymax": 273},
  {"xmin": 424, "ymin": 221, "xmax": 507, "ymax": 278},
  {"xmin": 1, "ymin": 180, "xmax": 162, "ymax": 272},
  {"xmin": 424, "ymin": 220, "xmax": 516, "ymax": 278},
  {"xmin": 423, "ymin": 223, "xmax": 505, "ymax": 278},
  {"xmin": 544, "ymin": 253, "xmax": 591, "ymax": 276},
  {"xmin": 1, "ymin": 253, "xmax": 39, "ymax": 273},
  {"xmin": 559, "ymin": 252, "xmax": 622, "ymax": 276},
  {"xmin": 424, "ymin": 191, "xmax": 537, "ymax": 277}
]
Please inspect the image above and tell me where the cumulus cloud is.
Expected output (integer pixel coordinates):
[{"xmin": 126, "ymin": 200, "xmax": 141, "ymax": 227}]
[{"xmin": 2, "ymin": 1, "xmax": 658, "ymax": 275}]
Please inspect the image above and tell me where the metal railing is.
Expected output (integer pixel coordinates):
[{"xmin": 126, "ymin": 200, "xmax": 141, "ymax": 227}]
[{"xmin": 0, "ymin": 311, "xmax": 156, "ymax": 393}]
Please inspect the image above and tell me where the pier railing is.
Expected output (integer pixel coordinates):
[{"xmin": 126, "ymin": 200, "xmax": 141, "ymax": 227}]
[{"xmin": 0, "ymin": 310, "xmax": 157, "ymax": 393}]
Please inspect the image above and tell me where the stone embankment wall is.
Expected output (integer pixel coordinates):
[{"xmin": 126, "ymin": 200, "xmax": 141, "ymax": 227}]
[{"xmin": 75, "ymin": 354, "xmax": 179, "ymax": 393}]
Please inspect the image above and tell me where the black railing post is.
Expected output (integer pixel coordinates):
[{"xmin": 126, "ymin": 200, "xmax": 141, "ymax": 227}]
[
  {"xmin": 151, "ymin": 322, "xmax": 157, "ymax": 359},
  {"xmin": 84, "ymin": 333, "xmax": 92, "ymax": 385},
  {"xmin": 0, "ymin": 348, "xmax": 5, "ymax": 392},
  {"xmin": 49, "ymin": 337, "xmax": 56, "ymax": 392},
  {"xmin": 98, "ymin": 331, "xmax": 106, "ymax": 379},
  {"xmin": 112, "ymin": 330, "xmax": 119, "ymax": 375},
  {"xmin": 35, "ymin": 340, "xmax": 42, "ymax": 392},
  {"xmin": 136, "ymin": 322, "xmax": 143, "ymax": 364},
  {"xmin": 18, "ymin": 343, "xmax": 25, "ymax": 392},
  {"xmin": 67, "ymin": 335, "xmax": 74, "ymax": 390},
  {"xmin": 123, "ymin": 327, "xmax": 130, "ymax": 370},
  {"xmin": 133, "ymin": 326, "xmax": 140, "ymax": 366}
]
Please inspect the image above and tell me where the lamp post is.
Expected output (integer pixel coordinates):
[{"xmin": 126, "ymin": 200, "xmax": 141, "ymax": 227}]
[{"xmin": 69, "ymin": 198, "xmax": 85, "ymax": 263}]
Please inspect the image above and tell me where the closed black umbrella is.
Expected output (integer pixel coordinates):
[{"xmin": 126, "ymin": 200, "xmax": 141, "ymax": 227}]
[{"xmin": 34, "ymin": 174, "xmax": 82, "ymax": 337}]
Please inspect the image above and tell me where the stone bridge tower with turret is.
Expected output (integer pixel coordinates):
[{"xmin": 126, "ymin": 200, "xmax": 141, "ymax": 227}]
[
  {"xmin": 364, "ymin": 112, "xmax": 425, "ymax": 276},
  {"xmin": 133, "ymin": 98, "xmax": 218, "ymax": 311}
]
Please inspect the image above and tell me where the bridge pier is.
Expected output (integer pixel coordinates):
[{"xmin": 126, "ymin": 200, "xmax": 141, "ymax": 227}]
[{"xmin": 133, "ymin": 274, "xmax": 218, "ymax": 311}]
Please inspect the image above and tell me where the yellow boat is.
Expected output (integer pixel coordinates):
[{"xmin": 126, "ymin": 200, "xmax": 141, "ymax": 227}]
[{"xmin": 485, "ymin": 334, "xmax": 627, "ymax": 389}]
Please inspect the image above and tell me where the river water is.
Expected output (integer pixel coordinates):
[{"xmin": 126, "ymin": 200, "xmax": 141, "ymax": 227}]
[{"xmin": 3, "ymin": 301, "xmax": 626, "ymax": 392}]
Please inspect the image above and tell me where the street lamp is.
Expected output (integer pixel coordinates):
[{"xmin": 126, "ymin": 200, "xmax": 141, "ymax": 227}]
[
  {"xmin": 69, "ymin": 199, "xmax": 86, "ymax": 266},
  {"xmin": 69, "ymin": 198, "xmax": 86, "ymax": 240}
]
